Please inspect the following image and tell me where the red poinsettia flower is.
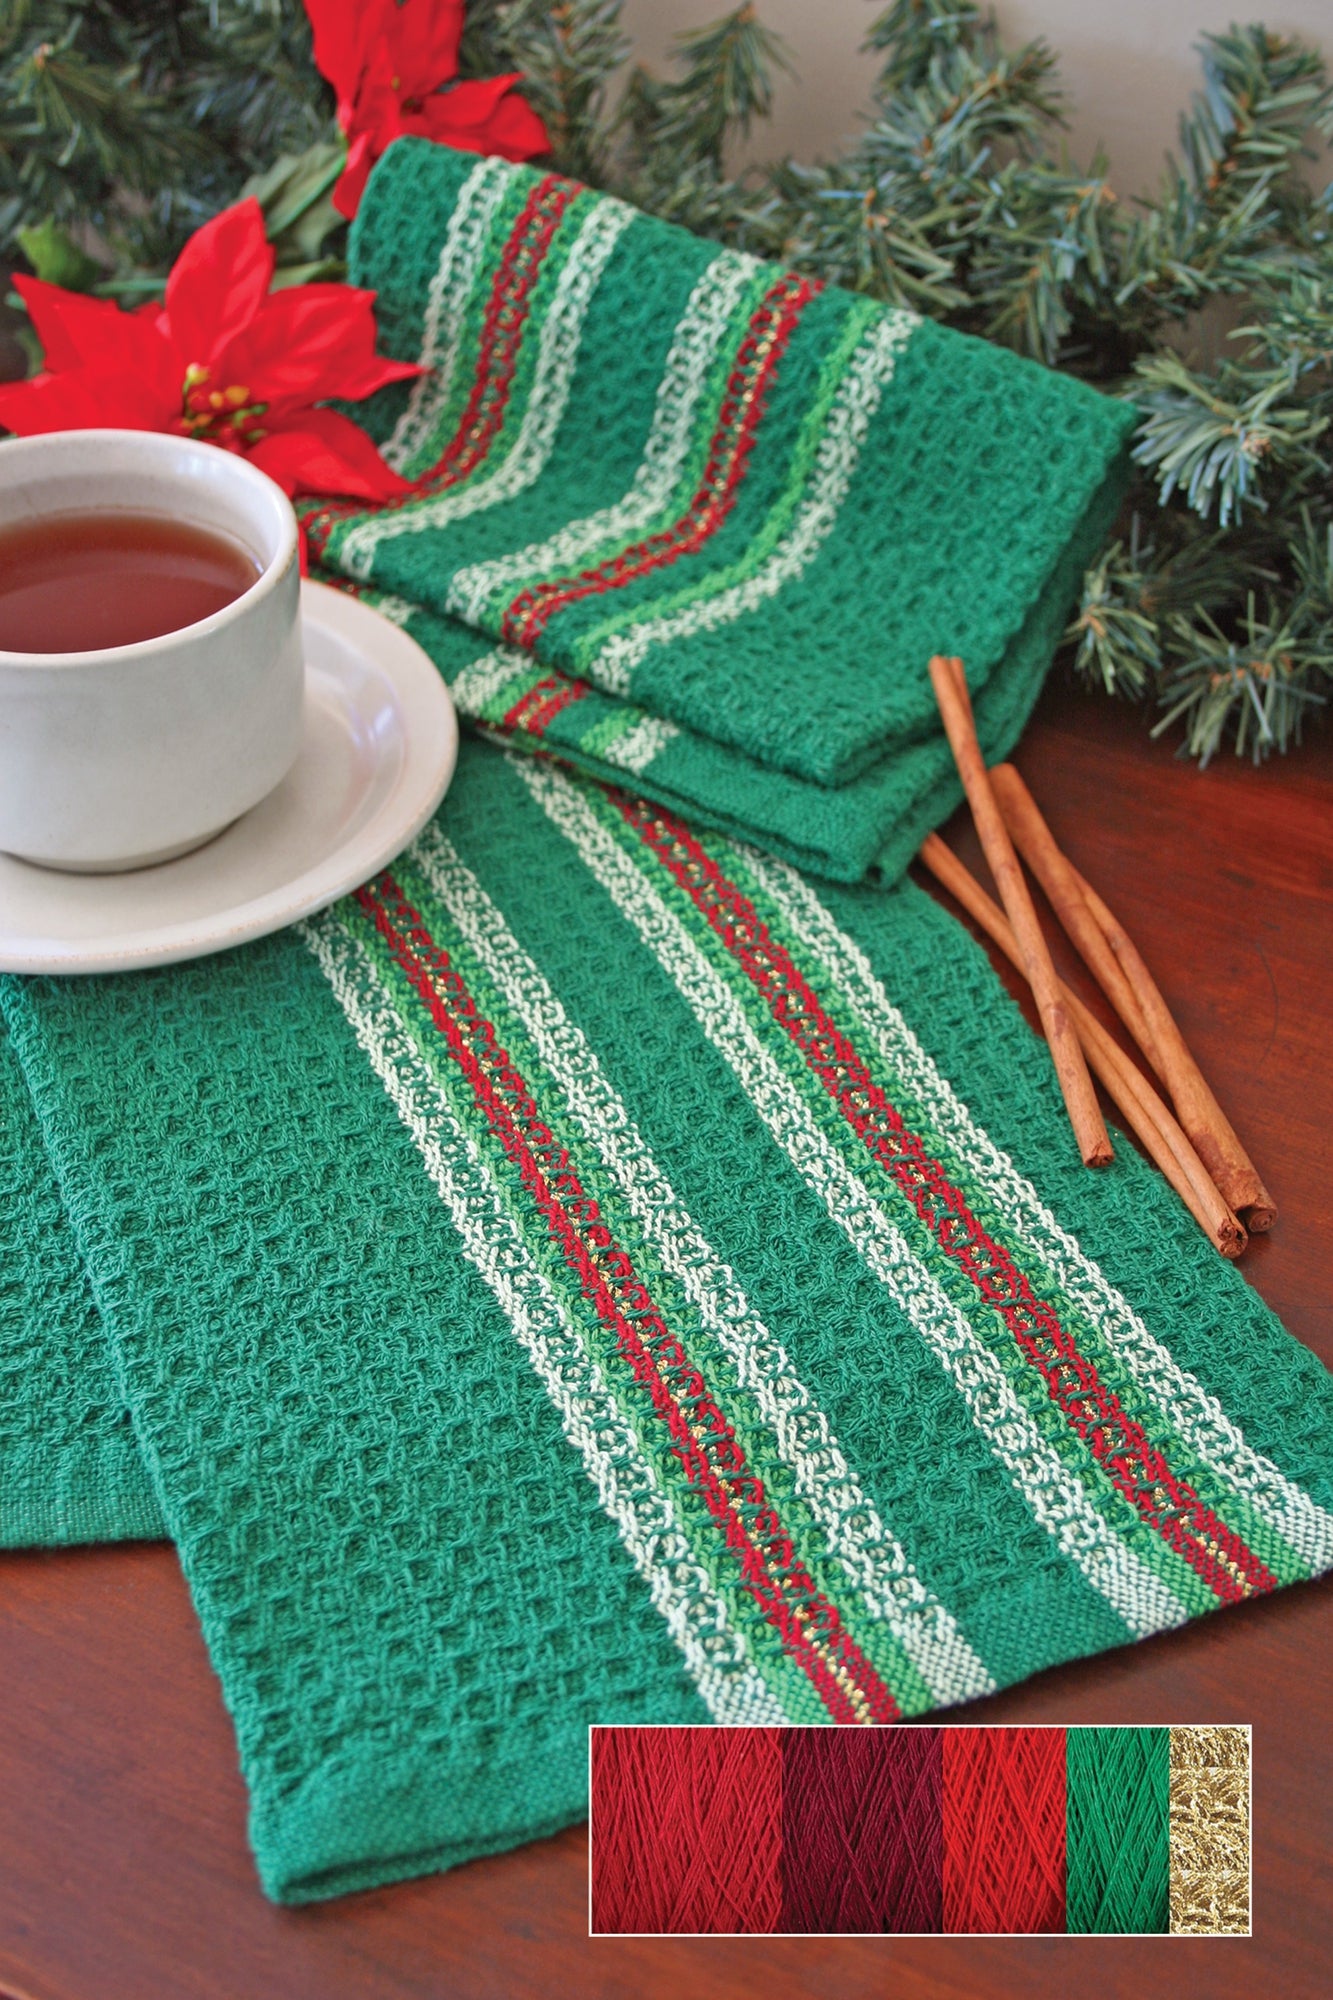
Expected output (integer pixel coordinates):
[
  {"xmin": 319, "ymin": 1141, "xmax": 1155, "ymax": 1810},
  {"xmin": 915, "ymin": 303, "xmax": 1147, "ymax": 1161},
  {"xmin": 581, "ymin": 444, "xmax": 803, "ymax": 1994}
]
[
  {"xmin": 0, "ymin": 198, "xmax": 421, "ymax": 542},
  {"xmin": 307, "ymin": 0, "xmax": 548, "ymax": 220}
]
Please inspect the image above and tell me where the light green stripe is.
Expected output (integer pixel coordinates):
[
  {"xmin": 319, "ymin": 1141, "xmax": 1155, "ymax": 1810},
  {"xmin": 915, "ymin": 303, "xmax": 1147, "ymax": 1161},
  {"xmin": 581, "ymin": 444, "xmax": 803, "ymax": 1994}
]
[
  {"xmin": 569, "ymin": 296, "xmax": 879, "ymax": 667},
  {"xmin": 573, "ymin": 706, "xmax": 645, "ymax": 759}
]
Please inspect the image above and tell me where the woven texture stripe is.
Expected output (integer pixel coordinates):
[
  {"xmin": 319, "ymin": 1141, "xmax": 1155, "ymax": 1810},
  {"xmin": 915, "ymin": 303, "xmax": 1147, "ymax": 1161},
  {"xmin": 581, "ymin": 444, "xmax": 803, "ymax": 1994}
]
[
  {"xmin": 292, "ymin": 136, "xmax": 1139, "ymax": 884},
  {"xmin": 514, "ymin": 757, "xmax": 1320, "ymax": 1636},
  {"xmin": 1066, "ymin": 1727, "xmax": 1169, "ymax": 1932},
  {"xmin": 4, "ymin": 747, "xmax": 1332, "ymax": 1900},
  {"xmin": 590, "ymin": 1727, "xmax": 781, "ymax": 1934},
  {"xmin": 1169, "ymin": 1726, "xmax": 1250, "ymax": 1934},
  {"xmin": 615, "ymin": 790, "xmax": 1275, "ymax": 1607},
  {"xmin": 403, "ymin": 823, "xmax": 984, "ymax": 1713},
  {"xmin": 780, "ymin": 1728, "xmax": 942, "ymax": 1933},
  {"xmin": 942, "ymin": 1728, "xmax": 1066, "ymax": 1932},
  {"xmin": 350, "ymin": 865, "xmax": 900, "ymax": 1726}
]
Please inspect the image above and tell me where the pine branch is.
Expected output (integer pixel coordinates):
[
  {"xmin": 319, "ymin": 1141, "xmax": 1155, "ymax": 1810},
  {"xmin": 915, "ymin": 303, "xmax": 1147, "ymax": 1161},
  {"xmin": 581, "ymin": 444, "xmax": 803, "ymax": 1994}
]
[
  {"xmin": 865, "ymin": 2, "xmax": 987, "ymax": 94},
  {"xmin": 1131, "ymin": 349, "xmax": 1329, "ymax": 526},
  {"xmin": 1177, "ymin": 27, "xmax": 1327, "ymax": 205},
  {"xmin": 859, "ymin": 19, "xmax": 1063, "ymax": 182},
  {"xmin": 0, "ymin": 3, "xmax": 204, "ymax": 253},
  {"xmin": 1153, "ymin": 593, "xmax": 1330, "ymax": 763},
  {"xmin": 622, "ymin": 4, "xmax": 791, "ymax": 185},
  {"xmin": 1117, "ymin": 27, "xmax": 1332, "ymax": 322},
  {"xmin": 969, "ymin": 159, "xmax": 1119, "ymax": 363},
  {"xmin": 757, "ymin": 161, "xmax": 968, "ymax": 311},
  {"xmin": 478, "ymin": 2, "xmax": 628, "ymax": 185},
  {"xmin": 1065, "ymin": 530, "xmax": 1162, "ymax": 699}
]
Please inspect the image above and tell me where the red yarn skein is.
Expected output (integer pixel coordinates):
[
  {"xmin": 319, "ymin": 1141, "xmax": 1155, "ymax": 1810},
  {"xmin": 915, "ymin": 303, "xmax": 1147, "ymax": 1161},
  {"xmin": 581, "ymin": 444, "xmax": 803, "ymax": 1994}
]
[
  {"xmin": 780, "ymin": 1727, "xmax": 943, "ymax": 1932},
  {"xmin": 942, "ymin": 1727, "xmax": 1066, "ymax": 1932},
  {"xmin": 590, "ymin": 1727, "xmax": 781, "ymax": 1934}
]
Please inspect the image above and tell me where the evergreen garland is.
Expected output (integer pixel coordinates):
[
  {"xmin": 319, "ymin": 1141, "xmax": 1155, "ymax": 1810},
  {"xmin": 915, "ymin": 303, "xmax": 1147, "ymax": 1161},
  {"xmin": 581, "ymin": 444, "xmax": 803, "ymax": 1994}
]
[{"xmin": 2, "ymin": 0, "xmax": 1330, "ymax": 764}]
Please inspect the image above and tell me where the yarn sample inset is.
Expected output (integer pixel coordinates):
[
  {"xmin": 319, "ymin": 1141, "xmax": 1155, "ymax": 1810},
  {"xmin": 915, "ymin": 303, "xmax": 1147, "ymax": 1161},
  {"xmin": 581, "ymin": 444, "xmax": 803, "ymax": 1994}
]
[{"xmin": 589, "ymin": 1724, "xmax": 1251, "ymax": 1936}]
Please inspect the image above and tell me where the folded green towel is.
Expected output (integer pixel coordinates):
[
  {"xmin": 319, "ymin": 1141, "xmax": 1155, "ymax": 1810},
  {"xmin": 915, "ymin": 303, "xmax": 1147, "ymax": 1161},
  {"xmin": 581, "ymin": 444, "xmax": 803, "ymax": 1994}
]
[
  {"xmin": 299, "ymin": 139, "xmax": 1133, "ymax": 880},
  {"xmin": 5, "ymin": 742, "xmax": 1332, "ymax": 1902},
  {"xmin": 322, "ymin": 475, "xmax": 1113, "ymax": 887}
]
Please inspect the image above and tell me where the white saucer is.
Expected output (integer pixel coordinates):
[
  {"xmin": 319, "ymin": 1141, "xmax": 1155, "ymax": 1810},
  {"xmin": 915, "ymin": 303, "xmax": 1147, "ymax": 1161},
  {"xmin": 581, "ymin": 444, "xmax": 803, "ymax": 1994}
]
[{"xmin": 0, "ymin": 580, "xmax": 458, "ymax": 975}]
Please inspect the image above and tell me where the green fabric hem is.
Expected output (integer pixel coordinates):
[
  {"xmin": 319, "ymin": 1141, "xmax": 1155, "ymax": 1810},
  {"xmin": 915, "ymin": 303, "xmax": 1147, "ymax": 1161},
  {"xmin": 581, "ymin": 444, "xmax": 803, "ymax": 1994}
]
[
  {"xmin": 0, "ymin": 1441, "xmax": 166, "ymax": 1547},
  {"xmin": 252, "ymin": 1720, "xmax": 590, "ymax": 1905}
]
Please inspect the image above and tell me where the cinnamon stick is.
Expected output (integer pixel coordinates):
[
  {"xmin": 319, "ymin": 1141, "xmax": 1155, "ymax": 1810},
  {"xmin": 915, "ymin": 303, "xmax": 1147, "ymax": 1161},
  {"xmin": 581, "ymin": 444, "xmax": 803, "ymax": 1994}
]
[
  {"xmin": 989, "ymin": 764, "xmax": 1159, "ymax": 1066},
  {"xmin": 928, "ymin": 655, "xmax": 1112, "ymax": 1169},
  {"xmin": 1069, "ymin": 865, "xmax": 1276, "ymax": 1232},
  {"xmin": 918, "ymin": 834, "xmax": 1246, "ymax": 1257},
  {"xmin": 988, "ymin": 760, "xmax": 1274, "ymax": 1233}
]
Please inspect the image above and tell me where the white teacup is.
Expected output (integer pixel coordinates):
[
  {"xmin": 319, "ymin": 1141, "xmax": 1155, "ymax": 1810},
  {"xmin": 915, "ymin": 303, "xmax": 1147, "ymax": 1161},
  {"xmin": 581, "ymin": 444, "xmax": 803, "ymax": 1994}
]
[{"xmin": 0, "ymin": 429, "xmax": 303, "ymax": 872}]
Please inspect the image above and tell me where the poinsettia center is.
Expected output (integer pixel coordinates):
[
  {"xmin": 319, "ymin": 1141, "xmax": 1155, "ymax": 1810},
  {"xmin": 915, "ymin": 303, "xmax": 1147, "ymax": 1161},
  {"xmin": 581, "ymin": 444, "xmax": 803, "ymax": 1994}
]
[{"xmin": 179, "ymin": 362, "xmax": 269, "ymax": 451}]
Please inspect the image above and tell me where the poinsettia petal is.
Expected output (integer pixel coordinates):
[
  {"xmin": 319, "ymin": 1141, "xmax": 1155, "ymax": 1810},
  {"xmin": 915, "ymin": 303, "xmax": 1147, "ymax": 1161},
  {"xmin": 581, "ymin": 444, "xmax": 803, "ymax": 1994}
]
[
  {"xmin": 81, "ymin": 324, "xmax": 186, "ymax": 423},
  {"xmin": 0, "ymin": 356, "xmax": 179, "ymax": 436},
  {"xmin": 0, "ymin": 371, "xmax": 110, "ymax": 434},
  {"xmin": 13, "ymin": 277, "xmax": 185, "ymax": 395},
  {"xmin": 475, "ymin": 85, "xmax": 551, "ymax": 163},
  {"xmin": 13, "ymin": 278, "xmax": 133, "ymax": 373},
  {"xmin": 393, "ymin": 0, "xmax": 465, "ymax": 95},
  {"xmin": 216, "ymin": 285, "xmax": 419, "ymax": 414},
  {"xmin": 248, "ymin": 407, "xmax": 414, "ymax": 501},
  {"xmin": 332, "ymin": 130, "xmax": 377, "ymax": 221},
  {"xmin": 305, "ymin": 0, "xmax": 378, "ymax": 121},
  {"xmin": 423, "ymin": 75, "xmax": 549, "ymax": 161},
  {"xmin": 165, "ymin": 198, "xmax": 275, "ymax": 372}
]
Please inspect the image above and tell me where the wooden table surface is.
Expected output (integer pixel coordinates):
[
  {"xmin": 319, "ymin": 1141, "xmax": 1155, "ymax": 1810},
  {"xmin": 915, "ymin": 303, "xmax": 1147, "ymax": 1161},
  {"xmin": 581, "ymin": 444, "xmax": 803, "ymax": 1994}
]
[{"xmin": 2, "ymin": 680, "xmax": 1329, "ymax": 2000}]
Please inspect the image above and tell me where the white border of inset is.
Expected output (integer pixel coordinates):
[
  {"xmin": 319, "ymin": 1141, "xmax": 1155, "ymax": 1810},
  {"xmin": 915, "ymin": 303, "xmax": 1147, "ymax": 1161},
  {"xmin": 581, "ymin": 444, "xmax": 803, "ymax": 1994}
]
[{"xmin": 585, "ymin": 1721, "xmax": 1253, "ymax": 1939}]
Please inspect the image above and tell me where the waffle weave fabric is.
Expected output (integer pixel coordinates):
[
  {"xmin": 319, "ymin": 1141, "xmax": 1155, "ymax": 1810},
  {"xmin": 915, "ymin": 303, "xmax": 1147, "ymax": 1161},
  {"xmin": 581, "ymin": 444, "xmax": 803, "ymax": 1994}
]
[
  {"xmin": 0, "ymin": 1024, "xmax": 161, "ymax": 1546},
  {"xmin": 4, "ymin": 742, "xmax": 1333, "ymax": 1902},
  {"xmin": 295, "ymin": 139, "xmax": 1134, "ymax": 882}
]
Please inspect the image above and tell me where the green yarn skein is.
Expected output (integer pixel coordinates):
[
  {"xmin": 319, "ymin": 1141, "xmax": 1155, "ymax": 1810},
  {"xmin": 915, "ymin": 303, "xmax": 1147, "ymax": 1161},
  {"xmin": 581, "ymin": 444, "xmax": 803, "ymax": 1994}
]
[{"xmin": 1066, "ymin": 1727, "xmax": 1170, "ymax": 1933}]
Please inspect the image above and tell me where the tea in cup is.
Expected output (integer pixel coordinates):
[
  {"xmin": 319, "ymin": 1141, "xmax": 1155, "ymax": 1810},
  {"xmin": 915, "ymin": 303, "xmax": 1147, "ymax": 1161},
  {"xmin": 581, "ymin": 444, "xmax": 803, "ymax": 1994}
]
[{"xmin": 0, "ymin": 428, "xmax": 303, "ymax": 871}]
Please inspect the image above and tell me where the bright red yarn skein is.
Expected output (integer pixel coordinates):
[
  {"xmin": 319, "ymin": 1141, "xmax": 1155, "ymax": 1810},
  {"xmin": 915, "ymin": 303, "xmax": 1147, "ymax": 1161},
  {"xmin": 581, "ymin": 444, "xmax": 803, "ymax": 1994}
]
[{"xmin": 942, "ymin": 1727, "xmax": 1067, "ymax": 1932}]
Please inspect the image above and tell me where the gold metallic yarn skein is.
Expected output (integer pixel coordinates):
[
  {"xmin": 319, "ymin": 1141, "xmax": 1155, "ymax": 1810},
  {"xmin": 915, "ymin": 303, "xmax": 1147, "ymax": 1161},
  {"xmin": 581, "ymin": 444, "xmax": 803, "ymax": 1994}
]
[{"xmin": 1169, "ymin": 1725, "xmax": 1250, "ymax": 1934}]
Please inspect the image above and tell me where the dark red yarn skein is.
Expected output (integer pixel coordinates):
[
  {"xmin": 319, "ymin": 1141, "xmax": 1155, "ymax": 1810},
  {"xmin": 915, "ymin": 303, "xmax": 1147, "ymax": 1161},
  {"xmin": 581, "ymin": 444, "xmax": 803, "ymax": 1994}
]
[
  {"xmin": 781, "ymin": 1727, "xmax": 943, "ymax": 1932},
  {"xmin": 590, "ymin": 1727, "xmax": 781, "ymax": 1934},
  {"xmin": 942, "ymin": 1727, "xmax": 1067, "ymax": 1932}
]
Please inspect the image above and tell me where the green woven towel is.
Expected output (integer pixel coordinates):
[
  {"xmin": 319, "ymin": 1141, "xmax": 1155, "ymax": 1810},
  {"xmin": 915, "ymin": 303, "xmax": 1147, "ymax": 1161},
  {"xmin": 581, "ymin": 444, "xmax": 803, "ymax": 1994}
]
[
  {"xmin": 0, "ymin": 1024, "xmax": 160, "ymax": 1546},
  {"xmin": 5, "ymin": 742, "xmax": 1333, "ymax": 1902},
  {"xmin": 298, "ymin": 139, "xmax": 1134, "ymax": 882}
]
